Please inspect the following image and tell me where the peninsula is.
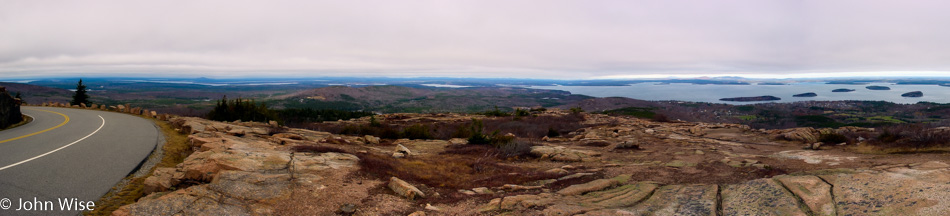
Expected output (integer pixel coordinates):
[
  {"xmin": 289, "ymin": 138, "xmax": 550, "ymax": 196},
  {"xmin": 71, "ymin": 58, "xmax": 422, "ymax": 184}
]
[{"xmin": 719, "ymin": 95, "xmax": 781, "ymax": 102}]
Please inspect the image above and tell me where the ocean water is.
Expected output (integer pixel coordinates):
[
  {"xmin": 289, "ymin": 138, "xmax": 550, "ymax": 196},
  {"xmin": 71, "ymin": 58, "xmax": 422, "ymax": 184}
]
[{"xmin": 528, "ymin": 82, "xmax": 950, "ymax": 104}]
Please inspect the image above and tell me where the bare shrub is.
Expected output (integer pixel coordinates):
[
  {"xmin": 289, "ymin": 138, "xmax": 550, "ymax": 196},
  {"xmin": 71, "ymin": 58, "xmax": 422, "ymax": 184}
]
[
  {"xmin": 652, "ymin": 114, "xmax": 671, "ymax": 122},
  {"xmin": 870, "ymin": 124, "xmax": 950, "ymax": 149},
  {"xmin": 498, "ymin": 140, "xmax": 536, "ymax": 159}
]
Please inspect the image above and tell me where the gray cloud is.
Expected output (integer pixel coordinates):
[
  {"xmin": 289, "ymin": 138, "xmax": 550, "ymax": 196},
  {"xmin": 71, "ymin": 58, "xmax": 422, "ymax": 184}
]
[{"xmin": 2, "ymin": 0, "xmax": 950, "ymax": 79}]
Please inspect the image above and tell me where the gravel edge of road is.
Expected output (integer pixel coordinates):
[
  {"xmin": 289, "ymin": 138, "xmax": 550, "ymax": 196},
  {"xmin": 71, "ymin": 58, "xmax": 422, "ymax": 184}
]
[{"xmin": 87, "ymin": 118, "xmax": 165, "ymax": 215}]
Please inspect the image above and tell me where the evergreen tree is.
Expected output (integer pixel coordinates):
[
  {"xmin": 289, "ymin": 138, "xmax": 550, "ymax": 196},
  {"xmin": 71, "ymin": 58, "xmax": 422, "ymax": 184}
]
[
  {"xmin": 14, "ymin": 92, "xmax": 23, "ymax": 105},
  {"xmin": 206, "ymin": 96, "xmax": 279, "ymax": 123},
  {"xmin": 70, "ymin": 79, "xmax": 89, "ymax": 106}
]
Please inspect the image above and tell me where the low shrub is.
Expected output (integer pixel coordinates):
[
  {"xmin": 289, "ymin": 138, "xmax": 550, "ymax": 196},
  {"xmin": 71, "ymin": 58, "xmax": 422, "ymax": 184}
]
[
  {"xmin": 818, "ymin": 133, "xmax": 848, "ymax": 144},
  {"xmin": 483, "ymin": 106, "xmax": 511, "ymax": 117},
  {"xmin": 547, "ymin": 127, "xmax": 560, "ymax": 137},
  {"xmin": 401, "ymin": 124, "xmax": 434, "ymax": 140},
  {"xmin": 514, "ymin": 108, "xmax": 530, "ymax": 117},
  {"xmin": 869, "ymin": 124, "xmax": 950, "ymax": 149},
  {"xmin": 570, "ymin": 107, "xmax": 584, "ymax": 114},
  {"xmin": 652, "ymin": 114, "xmax": 671, "ymax": 122},
  {"xmin": 498, "ymin": 140, "xmax": 535, "ymax": 159}
]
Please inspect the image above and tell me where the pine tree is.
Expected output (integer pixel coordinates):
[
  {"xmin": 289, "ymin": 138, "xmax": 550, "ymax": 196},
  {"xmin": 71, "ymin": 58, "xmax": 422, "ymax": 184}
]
[
  {"xmin": 70, "ymin": 79, "xmax": 89, "ymax": 106},
  {"xmin": 14, "ymin": 92, "xmax": 23, "ymax": 105}
]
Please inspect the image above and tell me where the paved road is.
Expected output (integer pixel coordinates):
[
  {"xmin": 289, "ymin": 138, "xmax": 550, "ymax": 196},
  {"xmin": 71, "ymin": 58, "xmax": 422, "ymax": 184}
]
[{"xmin": 0, "ymin": 106, "xmax": 159, "ymax": 215}]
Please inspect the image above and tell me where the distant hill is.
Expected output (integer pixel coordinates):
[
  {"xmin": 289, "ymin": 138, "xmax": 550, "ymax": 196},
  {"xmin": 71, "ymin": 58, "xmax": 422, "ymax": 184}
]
[
  {"xmin": 0, "ymin": 82, "xmax": 73, "ymax": 105},
  {"xmin": 278, "ymin": 85, "xmax": 594, "ymax": 113}
]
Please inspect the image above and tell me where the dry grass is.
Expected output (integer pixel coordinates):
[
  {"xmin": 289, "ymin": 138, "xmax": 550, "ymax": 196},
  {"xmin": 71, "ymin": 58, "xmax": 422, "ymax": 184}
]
[
  {"xmin": 851, "ymin": 143, "xmax": 950, "ymax": 154},
  {"xmin": 87, "ymin": 118, "xmax": 191, "ymax": 215}
]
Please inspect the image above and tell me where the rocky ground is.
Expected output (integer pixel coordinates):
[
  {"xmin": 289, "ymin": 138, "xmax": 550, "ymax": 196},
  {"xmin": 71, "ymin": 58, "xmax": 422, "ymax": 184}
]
[{"xmin": 114, "ymin": 109, "xmax": 950, "ymax": 215}]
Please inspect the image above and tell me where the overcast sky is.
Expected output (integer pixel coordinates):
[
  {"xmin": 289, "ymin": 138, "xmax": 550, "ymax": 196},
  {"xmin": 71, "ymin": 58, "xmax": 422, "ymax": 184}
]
[{"xmin": 3, "ymin": 0, "xmax": 950, "ymax": 79}]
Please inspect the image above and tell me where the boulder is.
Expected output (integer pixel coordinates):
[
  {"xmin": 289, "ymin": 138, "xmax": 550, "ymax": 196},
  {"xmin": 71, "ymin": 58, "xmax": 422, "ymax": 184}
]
[
  {"xmin": 363, "ymin": 135, "xmax": 380, "ymax": 144},
  {"xmin": 339, "ymin": 203, "xmax": 357, "ymax": 214},
  {"xmin": 0, "ymin": 89, "xmax": 23, "ymax": 129},
  {"xmin": 777, "ymin": 127, "xmax": 820, "ymax": 144},
  {"xmin": 389, "ymin": 177, "xmax": 426, "ymax": 199},
  {"xmin": 143, "ymin": 168, "xmax": 182, "ymax": 194},
  {"xmin": 291, "ymin": 152, "xmax": 359, "ymax": 173},
  {"xmin": 179, "ymin": 149, "xmax": 290, "ymax": 182},
  {"xmin": 499, "ymin": 194, "xmax": 548, "ymax": 210},
  {"xmin": 612, "ymin": 140, "xmax": 640, "ymax": 150},
  {"xmin": 395, "ymin": 144, "xmax": 412, "ymax": 157},
  {"xmin": 544, "ymin": 168, "xmax": 569, "ymax": 175},
  {"xmin": 530, "ymin": 146, "xmax": 601, "ymax": 162},
  {"xmin": 472, "ymin": 187, "xmax": 494, "ymax": 194}
]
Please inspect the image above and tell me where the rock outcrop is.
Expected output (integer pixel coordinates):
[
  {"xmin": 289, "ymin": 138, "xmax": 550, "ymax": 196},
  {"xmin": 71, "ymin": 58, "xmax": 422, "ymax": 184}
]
[
  {"xmin": 113, "ymin": 111, "xmax": 950, "ymax": 215},
  {"xmin": 115, "ymin": 117, "xmax": 360, "ymax": 215},
  {"xmin": 479, "ymin": 163, "xmax": 950, "ymax": 215},
  {"xmin": 0, "ymin": 87, "xmax": 23, "ymax": 128}
]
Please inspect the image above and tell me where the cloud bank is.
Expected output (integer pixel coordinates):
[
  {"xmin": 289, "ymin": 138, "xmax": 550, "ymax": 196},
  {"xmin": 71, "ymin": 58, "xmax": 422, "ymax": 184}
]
[{"xmin": 2, "ymin": 0, "xmax": 950, "ymax": 79}]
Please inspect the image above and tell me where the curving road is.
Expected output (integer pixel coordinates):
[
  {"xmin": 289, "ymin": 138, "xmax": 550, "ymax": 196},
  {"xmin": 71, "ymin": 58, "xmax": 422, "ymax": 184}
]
[{"xmin": 0, "ymin": 106, "xmax": 159, "ymax": 215}]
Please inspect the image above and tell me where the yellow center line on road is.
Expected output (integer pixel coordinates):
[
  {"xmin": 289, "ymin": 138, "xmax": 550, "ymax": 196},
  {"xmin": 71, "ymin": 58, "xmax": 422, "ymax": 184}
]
[{"xmin": 0, "ymin": 108, "xmax": 70, "ymax": 144}]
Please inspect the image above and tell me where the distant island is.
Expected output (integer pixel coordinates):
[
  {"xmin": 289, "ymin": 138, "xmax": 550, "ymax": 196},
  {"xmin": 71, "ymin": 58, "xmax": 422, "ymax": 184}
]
[
  {"xmin": 719, "ymin": 95, "xmax": 781, "ymax": 102},
  {"xmin": 757, "ymin": 82, "xmax": 787, "ymax": 85},
  {"xmin": 793, "ymin": 92, "xmax": 818, "ymax": 97},
  {"xmin": 902, "ymin": 91, "xmax": 923, "ymax": 97},
  {"xmin": 866, "ymin": 86, "xmax": 891, "ymax": 90},
  {"xmin": 832, "ymin": 89, "xmax": 856, "ymax": 92}
]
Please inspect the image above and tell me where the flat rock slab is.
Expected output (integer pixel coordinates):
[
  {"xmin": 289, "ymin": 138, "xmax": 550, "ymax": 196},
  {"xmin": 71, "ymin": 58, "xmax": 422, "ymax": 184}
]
[
  {"xmin": 774, "ymin": 175, "xmax": 835, "ymax": 216},
  {"xmin": 722, "ymin": 178, "xmax": 807, "ymax": 216},
  {"xmin": 579, "ymin": 182, "xmax": 658, "ymax": 208},
  {"xmin": 558, "ymin": 179, "xmax": 621, "ymax": 196},
  {"xmin": 623, "ymin": 184, "xmax": 718, "ymax": 216},
  {"xmin": 828, "ymin": 170, "xmax": 950, "ymax": 215}
]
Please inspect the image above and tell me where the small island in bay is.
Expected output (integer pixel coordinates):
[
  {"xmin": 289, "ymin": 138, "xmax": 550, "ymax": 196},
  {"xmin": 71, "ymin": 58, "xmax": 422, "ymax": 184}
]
[
  {"xmin": 832, "ymin": 88, "xmax": 856, "ymax": 92},
  {"xmin": 866, "ymin": 86, "xmax": 891, "ymax": 90},
  {"xmin": 719, "ymin": 95, "xmax": 781, "ymax": 102},
  {"xmin": 793, "ymin": 92, "xmax": 818, "ymax": 97},
  {"xmin": 757, "ymin": 82, "xmax": 787, "ymax": 85},
  {"xmin": 902, "ymin": 91, "xmax": 923, "ymax": 97}
]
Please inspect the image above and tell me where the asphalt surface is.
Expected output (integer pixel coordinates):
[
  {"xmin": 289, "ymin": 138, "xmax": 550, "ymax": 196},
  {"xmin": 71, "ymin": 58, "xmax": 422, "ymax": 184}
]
[{"xmin": 0, "ymin": 106, "xmax": 159, "ymax": 215}]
